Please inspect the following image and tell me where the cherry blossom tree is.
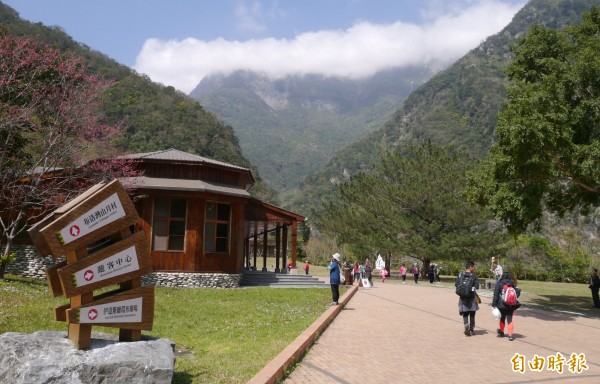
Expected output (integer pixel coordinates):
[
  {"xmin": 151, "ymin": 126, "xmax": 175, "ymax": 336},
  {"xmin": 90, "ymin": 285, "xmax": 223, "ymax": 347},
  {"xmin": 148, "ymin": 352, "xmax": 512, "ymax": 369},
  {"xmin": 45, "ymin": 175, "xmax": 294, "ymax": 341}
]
[{"xmin": 0, "ymin": 31, "xmax": 138, "ymax": 277}]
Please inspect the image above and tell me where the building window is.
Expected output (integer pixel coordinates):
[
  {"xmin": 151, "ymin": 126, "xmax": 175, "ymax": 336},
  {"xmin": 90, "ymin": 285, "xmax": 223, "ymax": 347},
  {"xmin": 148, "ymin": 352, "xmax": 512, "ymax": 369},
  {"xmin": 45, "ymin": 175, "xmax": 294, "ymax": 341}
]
[
  {"xmin": 152, "ymin": 197, "xmax": 186, "ymax": 251},
  {"xmin": 204, "ymin": 201, "xmax": 230, "ymax": 253}
]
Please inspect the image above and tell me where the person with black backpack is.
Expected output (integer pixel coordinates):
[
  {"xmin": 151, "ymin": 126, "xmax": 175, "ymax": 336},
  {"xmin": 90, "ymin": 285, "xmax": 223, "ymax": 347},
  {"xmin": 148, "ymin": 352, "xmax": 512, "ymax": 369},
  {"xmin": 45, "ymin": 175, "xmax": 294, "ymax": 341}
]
[
  {"xmin": 455, "ymin": 261, "xmax": 480, "ymax": 336},
  {"xmin": 492, "ymin": 272, "xmax": 521, "ymax": 341}
]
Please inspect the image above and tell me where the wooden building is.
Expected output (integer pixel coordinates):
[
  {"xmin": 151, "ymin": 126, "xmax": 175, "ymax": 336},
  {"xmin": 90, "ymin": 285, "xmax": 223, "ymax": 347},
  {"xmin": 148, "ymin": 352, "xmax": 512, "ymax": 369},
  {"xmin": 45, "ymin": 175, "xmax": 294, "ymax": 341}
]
[{"xmin": 119, "ymin": 149, "xmax": 304, "ymax": 274}]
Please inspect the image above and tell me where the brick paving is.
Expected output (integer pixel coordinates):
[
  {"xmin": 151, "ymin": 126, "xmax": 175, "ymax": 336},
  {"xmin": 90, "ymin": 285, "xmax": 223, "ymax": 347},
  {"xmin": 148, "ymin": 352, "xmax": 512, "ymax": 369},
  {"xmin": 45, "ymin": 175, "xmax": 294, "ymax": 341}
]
[{"xmin": 284, "ymin": 281, "xmax": 600, "ymax": 384}]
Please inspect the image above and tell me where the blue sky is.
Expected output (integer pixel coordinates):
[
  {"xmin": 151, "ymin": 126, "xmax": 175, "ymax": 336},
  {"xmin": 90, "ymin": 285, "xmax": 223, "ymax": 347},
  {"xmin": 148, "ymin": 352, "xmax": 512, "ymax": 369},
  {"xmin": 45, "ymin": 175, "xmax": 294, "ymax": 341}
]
[{"xmin": 3, "ymin": 0, "xmax": 526, "ymax": 93}]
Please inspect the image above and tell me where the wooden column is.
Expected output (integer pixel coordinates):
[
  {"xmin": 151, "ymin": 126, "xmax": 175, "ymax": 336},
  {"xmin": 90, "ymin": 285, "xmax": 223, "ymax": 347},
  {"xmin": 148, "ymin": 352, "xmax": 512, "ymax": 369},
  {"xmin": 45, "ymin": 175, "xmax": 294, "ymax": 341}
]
[
  {"xmin": 275, "ymin": 225, "xmax": 281, "ymax": 273},
  {"xmin": 253, "ymin": 232, "xmax": 258, "ymax": 271},
  {"xmin": 244, "ymin": 236, "xmax": 250, "ymax": 270},
  {"xmin": 291, "ymin": 220, "xmax": 298, "ymax": 269},
  {"xmin": 262, "ymin": 223, "xmax": 268, "ymax": 272},
  {"xmin": 282, "ymin": 225, "xmax": 288, "ymax": 274}
]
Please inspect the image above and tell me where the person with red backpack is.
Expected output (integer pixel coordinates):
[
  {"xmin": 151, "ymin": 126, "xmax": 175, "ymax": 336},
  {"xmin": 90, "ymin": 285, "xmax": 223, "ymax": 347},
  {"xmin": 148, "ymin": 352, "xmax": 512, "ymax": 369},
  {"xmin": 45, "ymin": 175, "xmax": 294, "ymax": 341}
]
[{"xmin": 492, "ymin": 272, "xmax": 521, "ymax": 341}]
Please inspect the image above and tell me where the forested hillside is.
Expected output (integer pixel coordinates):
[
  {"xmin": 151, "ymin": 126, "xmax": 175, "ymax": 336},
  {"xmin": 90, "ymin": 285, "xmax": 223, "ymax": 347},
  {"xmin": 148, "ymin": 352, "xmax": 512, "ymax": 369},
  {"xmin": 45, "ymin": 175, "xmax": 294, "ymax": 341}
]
[
  {"xmin": 289, "ymin": 0, "xmax": 600, "ymax": 215},
  {"xmin": 0, "ymin": 2, "xmax": 277, "ymax": 203}
]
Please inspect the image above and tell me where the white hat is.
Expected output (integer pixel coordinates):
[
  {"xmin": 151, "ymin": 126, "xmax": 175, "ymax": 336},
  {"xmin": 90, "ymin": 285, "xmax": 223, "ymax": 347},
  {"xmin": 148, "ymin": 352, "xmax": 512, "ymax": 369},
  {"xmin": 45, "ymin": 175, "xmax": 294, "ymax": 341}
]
[{"xmin": 332, "ymin": 253, "xmax": 341, "ymax": 261}]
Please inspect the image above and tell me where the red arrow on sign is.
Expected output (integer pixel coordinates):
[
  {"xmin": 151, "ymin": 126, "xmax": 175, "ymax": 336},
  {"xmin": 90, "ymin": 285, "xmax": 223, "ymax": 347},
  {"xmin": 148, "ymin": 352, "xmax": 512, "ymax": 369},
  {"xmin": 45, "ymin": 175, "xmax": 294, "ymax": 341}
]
[
  {"xmin": 88, "ymin": 309, "xmax": 98, "ymax": 321},
  {"xmin": 83, "ymin": 270, "xmax": 94, "ymax": 281},
  {"xmin": 70, "ymin": 225, "xmax": 80, "ymax": 237}
]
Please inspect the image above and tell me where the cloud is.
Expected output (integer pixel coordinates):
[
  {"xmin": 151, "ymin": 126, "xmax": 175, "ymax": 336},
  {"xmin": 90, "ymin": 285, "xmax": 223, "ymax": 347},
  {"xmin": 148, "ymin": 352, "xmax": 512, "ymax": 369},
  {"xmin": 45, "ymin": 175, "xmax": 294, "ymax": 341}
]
[
  {"xmin": 233, "ymin": 0, "xmax": 287, "ymax": 34},
  {"xmin": 134, "ymin": 0, "xmax": 524, "ymax": 94},
  {"xmin": 234, "ymin": 1, "xmax": 267, "ymax": 34}
]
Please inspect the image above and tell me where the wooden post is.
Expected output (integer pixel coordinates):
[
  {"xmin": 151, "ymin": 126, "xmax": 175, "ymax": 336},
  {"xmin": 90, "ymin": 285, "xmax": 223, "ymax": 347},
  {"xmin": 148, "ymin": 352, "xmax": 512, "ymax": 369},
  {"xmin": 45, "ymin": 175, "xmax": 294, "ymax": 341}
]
[
  {"xmin": 117, "ymin": 227, "xmax": 141, "ymax": 342},
  {"xmin": 119, "ymin": 277, "xmax": 142, "ymax": 342},
  {"xmin": 67, "ymin": 248, "xmax": 92, "ymax": 349},
  {"xmin": 262, "ymin": 223, "xmax": 268, "ymax": 272},
  {"xmin": 253, "ymin": 231, "xmax": 258, "ymax": 271},
  {"xmin": 244, "ymin": 235, "xmax": 250, "ymax": 270}
]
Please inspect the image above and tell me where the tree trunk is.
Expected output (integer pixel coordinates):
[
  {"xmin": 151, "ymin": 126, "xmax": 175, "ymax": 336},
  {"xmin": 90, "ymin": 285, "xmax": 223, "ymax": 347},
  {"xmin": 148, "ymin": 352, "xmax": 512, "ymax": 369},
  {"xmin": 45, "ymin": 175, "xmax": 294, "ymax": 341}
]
[
  {"xmin": 0, "ymin": 261, "xmax": 6, "ymax": 279},
  {"xmin": 385, "ymin": 251, "xmax": 392, "ymax": 277},
  {"xmin": 0, "ymin": 239, "xmax": 15, "ymax": 279}
]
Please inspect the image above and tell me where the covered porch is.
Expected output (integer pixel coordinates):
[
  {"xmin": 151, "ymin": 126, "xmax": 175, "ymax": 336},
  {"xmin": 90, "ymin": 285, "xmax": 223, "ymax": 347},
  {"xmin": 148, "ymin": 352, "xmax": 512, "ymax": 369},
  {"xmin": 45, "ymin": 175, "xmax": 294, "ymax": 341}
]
[{"xmin": 244, "ymin": 198, "xmax": 305, "ymax": 273}]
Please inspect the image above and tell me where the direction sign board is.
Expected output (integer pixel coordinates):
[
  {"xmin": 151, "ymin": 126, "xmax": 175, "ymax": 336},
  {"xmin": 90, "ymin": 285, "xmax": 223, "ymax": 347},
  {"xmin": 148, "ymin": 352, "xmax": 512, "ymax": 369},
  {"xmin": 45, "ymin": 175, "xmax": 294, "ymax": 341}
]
[
  {"xmin": 28, "ymin": 180, "xmax": 154, "ymax": 348},
  {"xmin": 39, "ymin": 180, "xmax": 139, "ymax": 258},
  {"xmin": 56, "ymin": 231, "xmax": 151, "ymax": 298},
  {"xmin": 66, "ymin": 286, "xmax": 154, "ymax": 330}
]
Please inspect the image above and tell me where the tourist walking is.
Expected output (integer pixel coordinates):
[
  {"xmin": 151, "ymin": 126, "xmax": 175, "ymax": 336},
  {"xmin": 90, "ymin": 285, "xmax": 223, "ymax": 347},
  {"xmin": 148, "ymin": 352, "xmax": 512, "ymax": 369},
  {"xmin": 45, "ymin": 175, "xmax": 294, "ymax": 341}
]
[
  {"xmin": 590, "ymin": 268, "xmax": 600, "ymax": 308},
  {"xmin": 365, "ymin": 257, "xmax": 373, "ymax": 287},
  {"xmin": 411, "ymin": 263, "xmax": 419, "ymax": 284},
  {"xmin": 353, "ymin": 262, "xmax": 360, "ymax": 284},
  {"xmin": 304, "ymin": 260, "xmax": 310, "ymax": 275},
  {"xmin": 455, "ymin": 261, "xmax": 480, "ymax": 336},
  {"xmin": 428, "ymin": 264, "xmax": 435, "ymax": 284},
  {"xmin": 328, "ymin": 253, "xmax": 341, "ymax": 305},
  {"xmin": 380, "ymin": 267, "xmax": 388, "ymax": 283},
  {"xmin": 492, "ymin": 272, "xmax": 521, "ymax": 341},
  {"xmin": 491, "ymin": 260, "xmax": 503, "ymax": 281},
  {"xmin": 399, "ymin": 263, "xmax": 407, "ymax": 283}
]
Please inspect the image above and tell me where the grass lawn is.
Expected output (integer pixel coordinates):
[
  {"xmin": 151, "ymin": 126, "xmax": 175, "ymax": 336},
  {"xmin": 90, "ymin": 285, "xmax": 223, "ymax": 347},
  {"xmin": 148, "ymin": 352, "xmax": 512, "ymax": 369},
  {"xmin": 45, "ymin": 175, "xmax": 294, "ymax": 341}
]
[
  {"xmin": 0, "ymin": 275, "xmax": 339, "ymax": 384},
  {"xmin": 516, "ymin": 279, "xmax": 597, "ymax": 315}
]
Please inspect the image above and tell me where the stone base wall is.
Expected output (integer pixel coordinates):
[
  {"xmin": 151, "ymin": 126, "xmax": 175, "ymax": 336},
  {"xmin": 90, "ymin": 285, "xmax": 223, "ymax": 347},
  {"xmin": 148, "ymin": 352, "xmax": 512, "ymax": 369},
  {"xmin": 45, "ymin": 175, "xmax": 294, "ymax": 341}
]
[
  {"xmin": 142, "ymin": 272, "xmax": 241, "ymax": 288},
  {"xmin": 5, "ymin": 245, "xmax": 64, "ymax": 280},
  {"xmin": 6, "ymin": 245, "xmax": 241, "ymax": 288}
]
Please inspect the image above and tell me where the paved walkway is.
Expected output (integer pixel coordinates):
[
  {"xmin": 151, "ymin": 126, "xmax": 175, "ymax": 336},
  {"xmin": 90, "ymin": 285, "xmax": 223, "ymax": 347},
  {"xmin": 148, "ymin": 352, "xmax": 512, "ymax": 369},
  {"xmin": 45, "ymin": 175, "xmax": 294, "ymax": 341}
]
[{"xmin": 284, "ymin": 281, "xmax": 600, "ymax": 384}]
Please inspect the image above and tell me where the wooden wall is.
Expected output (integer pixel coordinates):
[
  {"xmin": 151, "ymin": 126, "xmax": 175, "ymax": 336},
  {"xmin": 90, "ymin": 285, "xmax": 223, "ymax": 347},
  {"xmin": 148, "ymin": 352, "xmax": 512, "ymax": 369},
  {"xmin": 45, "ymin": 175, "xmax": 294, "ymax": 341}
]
[
  {"xmin": 135, "ymin": 190, "xmax": 246, "ymax": 274},
  {"xmin": 140, "ymin": 162, "xmax": 250, "ymax": 189}
]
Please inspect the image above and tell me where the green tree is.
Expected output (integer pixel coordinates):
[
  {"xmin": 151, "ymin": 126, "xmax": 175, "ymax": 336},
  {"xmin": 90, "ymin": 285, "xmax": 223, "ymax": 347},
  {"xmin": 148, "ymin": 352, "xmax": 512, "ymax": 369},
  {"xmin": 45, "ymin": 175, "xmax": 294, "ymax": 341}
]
[
  {"xmin": 467, "ymin": 7, "xmax": 600, "ymax": 235},
  {"xmin": 316, "ymin": 142, "xmax": 505, "ymax": 270}
]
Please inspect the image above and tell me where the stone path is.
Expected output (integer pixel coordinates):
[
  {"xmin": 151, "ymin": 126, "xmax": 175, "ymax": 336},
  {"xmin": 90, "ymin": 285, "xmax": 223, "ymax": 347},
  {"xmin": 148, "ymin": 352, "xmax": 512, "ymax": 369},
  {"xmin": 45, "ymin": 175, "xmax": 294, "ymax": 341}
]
[{"xmin": 284, "ymin": 281, "xmax": 600, "ymax": 383}]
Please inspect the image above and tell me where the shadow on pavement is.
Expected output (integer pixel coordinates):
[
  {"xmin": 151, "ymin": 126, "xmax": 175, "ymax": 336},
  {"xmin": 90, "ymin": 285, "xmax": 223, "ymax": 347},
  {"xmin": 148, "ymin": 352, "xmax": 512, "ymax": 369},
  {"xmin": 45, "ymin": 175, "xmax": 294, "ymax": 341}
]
[{"xmin": 515, "ymin": 300, "xmax": 600, "ymax": 322}]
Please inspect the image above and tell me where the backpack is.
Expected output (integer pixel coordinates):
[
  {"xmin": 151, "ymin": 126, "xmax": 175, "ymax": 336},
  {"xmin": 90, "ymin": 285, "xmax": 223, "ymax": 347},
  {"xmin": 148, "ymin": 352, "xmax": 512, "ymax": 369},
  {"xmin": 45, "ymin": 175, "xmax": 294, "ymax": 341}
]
[
  {"xmin": 455, "ymin": 272, "xmax": 475, "ymax": 299},
  {"xmin": 501, "ymin": 284, "xmax": 518, "ymax": 306}
]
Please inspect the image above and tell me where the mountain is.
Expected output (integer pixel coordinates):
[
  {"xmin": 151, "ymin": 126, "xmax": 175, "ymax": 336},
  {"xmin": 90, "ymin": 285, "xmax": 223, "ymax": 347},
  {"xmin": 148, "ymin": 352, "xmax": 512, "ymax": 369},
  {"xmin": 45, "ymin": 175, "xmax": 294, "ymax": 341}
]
[
  {"xmin": 190, "ymin": 66, "xmax": 435, "ymax": 192},
  {"xmin": 289, "ymin": 0, "xmax": 600, "ymax": 215},
  {"xmin": 0, "ymin": 1, "xmax": 276, "ymax": 203}
]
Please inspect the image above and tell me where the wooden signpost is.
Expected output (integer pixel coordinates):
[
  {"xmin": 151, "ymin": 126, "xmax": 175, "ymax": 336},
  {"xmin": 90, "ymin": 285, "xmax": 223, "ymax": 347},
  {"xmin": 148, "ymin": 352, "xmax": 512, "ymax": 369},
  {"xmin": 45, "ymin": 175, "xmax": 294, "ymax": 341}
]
[{"xmin": 28, "ymin": 180, "xmax": 154, "ymax": 349}]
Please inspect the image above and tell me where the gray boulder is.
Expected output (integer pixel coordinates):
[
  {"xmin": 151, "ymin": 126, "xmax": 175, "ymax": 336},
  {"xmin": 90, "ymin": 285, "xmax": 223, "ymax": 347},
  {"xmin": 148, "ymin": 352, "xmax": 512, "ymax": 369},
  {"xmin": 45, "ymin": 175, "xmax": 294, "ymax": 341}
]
[{"xmin": 0, "ymin": 331, "xmax": 175, "ymax": 384}]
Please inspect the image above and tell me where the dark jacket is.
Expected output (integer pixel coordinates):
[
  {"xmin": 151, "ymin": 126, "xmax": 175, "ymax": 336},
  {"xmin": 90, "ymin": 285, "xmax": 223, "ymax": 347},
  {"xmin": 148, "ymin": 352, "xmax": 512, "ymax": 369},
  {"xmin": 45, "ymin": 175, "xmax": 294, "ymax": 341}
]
[
  {"xmin": 590, "ymin": 275, "xmax": 600, "ymax": 290},
  {"xmin": 455, "ymin": 272, "xmax": 480, "ymax": 313},
  {"xmin": 364, "ymin": 262, "xmax": 372, "ymax": 278},
  {"xmin": 492, "ymin": 278, "xmax": 521, "ymax": 310}
]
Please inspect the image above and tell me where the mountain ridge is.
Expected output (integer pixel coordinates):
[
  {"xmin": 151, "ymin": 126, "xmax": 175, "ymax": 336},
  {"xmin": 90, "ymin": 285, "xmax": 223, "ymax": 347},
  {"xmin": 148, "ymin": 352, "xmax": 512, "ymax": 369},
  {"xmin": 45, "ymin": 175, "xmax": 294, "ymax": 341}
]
[{"xmin": 190, "ymin": 66, "xmax": 436, "ymax": 191}]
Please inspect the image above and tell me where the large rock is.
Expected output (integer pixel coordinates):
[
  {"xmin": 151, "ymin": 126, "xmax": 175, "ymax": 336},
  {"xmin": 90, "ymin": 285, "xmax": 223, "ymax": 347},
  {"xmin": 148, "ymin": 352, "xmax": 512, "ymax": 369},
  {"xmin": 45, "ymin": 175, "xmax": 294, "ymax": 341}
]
[{"xmin": 0, "ymin": 331, "xmax": 175, "ymax": 384}]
